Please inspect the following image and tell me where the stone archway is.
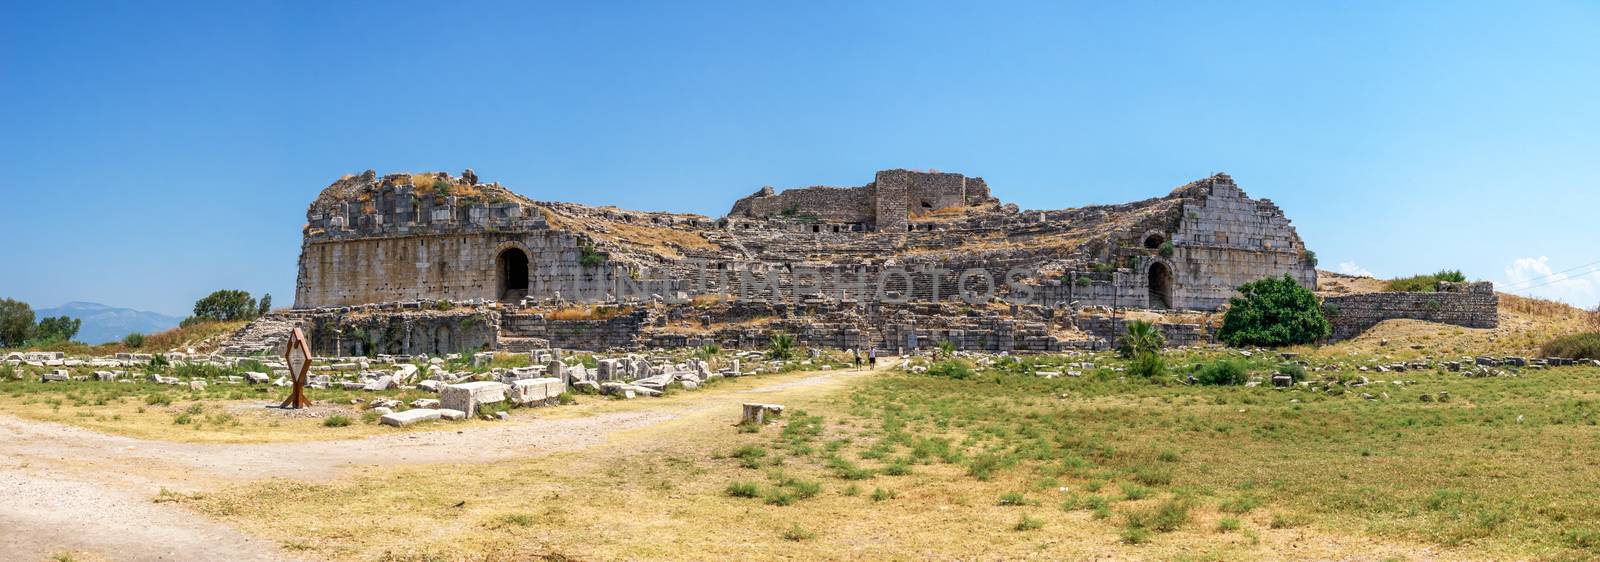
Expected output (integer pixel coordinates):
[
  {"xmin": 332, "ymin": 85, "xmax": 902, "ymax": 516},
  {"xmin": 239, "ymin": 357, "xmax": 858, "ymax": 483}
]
[
  {"xmin": 1148, "ymin": 261, "xmax": 1174, "ymax": 309},
  {"xmin": 496, "ymin": 247, "xmax": 530, "ymax": 302}
]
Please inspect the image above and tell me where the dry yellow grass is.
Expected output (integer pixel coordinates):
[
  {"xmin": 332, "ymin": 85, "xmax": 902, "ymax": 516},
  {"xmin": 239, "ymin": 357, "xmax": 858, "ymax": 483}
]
[
  {"xmin": 539, "ymin": 305, "xmax": 634, "ymax": 321},
  {"xmin": 538, "ymin": 206, "xmax": 720, "ymax": 259},
  {"xmin": 173, "ymin": 367, "xmax": 1471, "ymax": 561},
  {"xmin": 10, "ymin": 320, "xmax": 249, "ymax": 356}
]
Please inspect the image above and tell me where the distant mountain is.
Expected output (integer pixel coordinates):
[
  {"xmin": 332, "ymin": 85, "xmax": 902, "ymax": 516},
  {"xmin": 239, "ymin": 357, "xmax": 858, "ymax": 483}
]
[{"xmin": 35, "ymin": 301, "xmax": 184, "ymax": 345}]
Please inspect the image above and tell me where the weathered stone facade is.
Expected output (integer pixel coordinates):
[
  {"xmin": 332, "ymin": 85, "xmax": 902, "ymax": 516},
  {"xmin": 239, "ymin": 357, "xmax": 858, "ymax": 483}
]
[
  {"xmin": 274, "ymin": 167, "xmax": 1322, "ymax": 354},
  {"xmin": 727, "ymin": 169, "xmax": 994, "ymax": 231},
  {"xmin": 1322, "ymin": 281, "xmax": 1498, "ymax": 341}
]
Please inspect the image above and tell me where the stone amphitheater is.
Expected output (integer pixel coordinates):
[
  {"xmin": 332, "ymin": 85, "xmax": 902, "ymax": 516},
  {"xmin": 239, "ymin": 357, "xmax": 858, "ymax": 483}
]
[{"xmin": 219, "ymin": 168, "xmax": 1492, "ymax": 357}]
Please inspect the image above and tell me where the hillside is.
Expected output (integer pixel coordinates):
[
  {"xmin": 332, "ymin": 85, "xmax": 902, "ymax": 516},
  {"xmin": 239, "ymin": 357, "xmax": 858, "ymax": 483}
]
[
  {"xmin": 36, "ymin": 301, "xmax": 183, "ymax": 344},
  {"xmin": 1308, "ymin": 271, "xmax": 1597, "ymax": 359}
]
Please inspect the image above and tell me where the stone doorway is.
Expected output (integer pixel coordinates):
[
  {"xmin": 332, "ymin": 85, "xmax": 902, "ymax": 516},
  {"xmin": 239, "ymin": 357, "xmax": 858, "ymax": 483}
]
[
  {"xmin": 1148, "ymin": 261, "xmax": 1173, "ymax": 309},
  {"xmin": 497, "ymin": 248, "xmax": 529, "ymax": 302}
]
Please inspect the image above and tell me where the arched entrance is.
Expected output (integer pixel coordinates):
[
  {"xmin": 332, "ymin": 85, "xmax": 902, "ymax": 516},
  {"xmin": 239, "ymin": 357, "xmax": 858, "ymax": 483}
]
[
  {"xmin": 1148, "ymin": 261, "xmax": 1174, "ymax": 309},
  {"xmin": 497, "ymin": 248, "xmax": 529, "ymax": 302}
]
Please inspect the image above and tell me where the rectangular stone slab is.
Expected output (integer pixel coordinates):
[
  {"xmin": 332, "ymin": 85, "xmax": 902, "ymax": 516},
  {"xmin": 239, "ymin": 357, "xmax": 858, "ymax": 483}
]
[
  {"xmin": 508, "ymin": 377, "xmax": 565, "ymax": 405},
  {"xmin": 380, "ymin": 408, "xmax": 440, "ymax": 427}
]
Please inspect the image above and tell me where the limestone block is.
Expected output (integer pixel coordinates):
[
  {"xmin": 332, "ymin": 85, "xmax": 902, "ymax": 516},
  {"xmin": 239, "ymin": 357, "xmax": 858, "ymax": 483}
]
[
  {"xmin": 363, "ymin": 375, "xmax": 396, "ymax": 391},
  {"xmin": 508, "ymin": 377, "xmax": 564, "ymax": 405},
  {"xmin": 439, "ymin": 408, "xmax": 467, "ymax": 421},
  {"xmin": 380, "ymin": 408, "xmax": 441, "ymax": 427},
  {"xmin": 440, "ymin": 381, "xmax": 507, "ymax": 417}
]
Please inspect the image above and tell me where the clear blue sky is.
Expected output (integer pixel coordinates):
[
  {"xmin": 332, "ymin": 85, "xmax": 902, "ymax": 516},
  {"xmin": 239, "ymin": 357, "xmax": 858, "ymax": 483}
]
[{"xmin": 3, "ymin": 1, "xmax": 1598, "ymax": 316}]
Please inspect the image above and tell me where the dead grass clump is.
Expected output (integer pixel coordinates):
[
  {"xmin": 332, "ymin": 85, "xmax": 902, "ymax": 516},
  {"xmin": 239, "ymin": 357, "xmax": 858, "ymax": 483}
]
[
  {"xmin": 1501, "ymin": 293, "xmax": 1589, "ymax": 321},
  {"xmin": 543, "ymin": 305, "xmax": 634, "ymax": 321}
]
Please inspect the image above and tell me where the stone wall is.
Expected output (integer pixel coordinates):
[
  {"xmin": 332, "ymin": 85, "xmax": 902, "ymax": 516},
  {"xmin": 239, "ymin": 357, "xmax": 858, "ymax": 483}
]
[
  {"xmin": 500, "ymin": 310, "xmax": 651, "ymax": 350},
  {"xmin": 294, "ymin": 230, "xmax": 634, "ymax": 308},
  {"xmin": 728, "ymin": 185, "xmax": 876, "ymax": 223},
  {"xmin": 1322, "ymin": 282, "xmax": 1498, "ymax": 341},
  {"xmin": 725, "ymin": 169, "xmax": 991, "ymax": 232},
  {"xmin": 1168, "ymin": 174, "xmax": 1317, "ymax": 310},
  {"xmin": 284, "ymin": 307, "xmax": 492, "ymax": 357}
]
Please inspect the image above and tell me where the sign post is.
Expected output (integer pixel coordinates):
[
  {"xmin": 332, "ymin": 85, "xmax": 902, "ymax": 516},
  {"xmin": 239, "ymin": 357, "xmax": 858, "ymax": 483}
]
[{"xmin": 280, "ymin": 328, "xmax": 313, "ymax": 409}]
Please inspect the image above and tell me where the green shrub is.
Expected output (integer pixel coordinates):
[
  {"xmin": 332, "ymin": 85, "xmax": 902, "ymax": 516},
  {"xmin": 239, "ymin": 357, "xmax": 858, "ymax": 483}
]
[
  {"xmin": 870, "ymin": 487, "xmax": 897, "ymax": 502},
  {"xmin": 1014, "ymin": 514, "xmax": 1044, "ymax": 531},
  {"xmin": 578, "ymin": 244, "xmax": 608, "ymax": 267},
  {"xmin": 781, "ymin": 523, "xmax": 815, "ymax": 541},
  {"xmin": 1278, "ymin": 362, "xmax": 1307, "ymax": 383},
  {"xmin": 144, "ymin": 393, "xmax": 172, "ymax": 406},
  {"xmin": 925, "ymin": 360, "xmax": 975, "ymax": 380},
  {"xmin": 1128, "ymin": 352, "xmax": 1166, "ymax": 379},
  {"xmin": 725, "ymin": 481, "xmax": 761, "ymax": 498},
  {"xmin": 1217, "ymin": 275, "xmax": 1330, "ymax": 347},
  {"xmin": 733, "ymin": 444, "xmax": 768, "ymax": 469},
  {"xmin": 1157, "ymin": 241, "xmax": 1175, "ymax": 258},
  {"xmin": 997, "ymin": 492, "xmax": 1030, "ymax": 506},
  {"xmin": 1121, "ymin": 483, "xmax": 1151, "ymax": 500},
  {"xmin": 1385, "ymin": 269, "xmax": 1466, "ymax": 292},
  {"xmin": 1217, "ymin": 517, "xmax": 1242, "ymax": 532},
  {"xmin": 122, "ymin": 332, "xmax": 146, "ymax": 348},
  {"xmin": 323, "ymin": 415, "xmax": 352, "ymax": 427},
  {"xmin": 1541, "ymin": 332, "xmax": 1600, "ymax": 360},
  {"xmin": 1125, "ymin": 498, "xmax": 1190, "ymax": 533},
  {"xmin": 556, "ymin": 391, "xmax": 576, "ymax": 405},
  {"xmin": 1195, "ymin": 359, "xmax": 1249, "ymax": 386},
  {"xmin": 763, "ymin": 488, "xmax": 797, "ymax": 506}
]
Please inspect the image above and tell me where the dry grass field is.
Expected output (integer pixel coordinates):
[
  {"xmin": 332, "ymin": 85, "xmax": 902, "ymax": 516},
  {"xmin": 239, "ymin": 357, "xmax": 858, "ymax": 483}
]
[{"xmin": 143, "ymin": 356, "xmax": 1600, "ymax": 561}]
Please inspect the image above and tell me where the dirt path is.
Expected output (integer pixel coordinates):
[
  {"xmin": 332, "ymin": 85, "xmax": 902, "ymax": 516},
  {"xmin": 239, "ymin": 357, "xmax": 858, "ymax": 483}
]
[{"xmin": 0, "ymin": 367, "xmax": 879, "ymax": 561}]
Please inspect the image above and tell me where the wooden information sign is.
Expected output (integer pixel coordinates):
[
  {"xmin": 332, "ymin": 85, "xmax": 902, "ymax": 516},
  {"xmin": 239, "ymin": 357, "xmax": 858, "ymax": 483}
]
[{"xmin": 280, "ymin": 327, "xmax": 313, "ymax": 409}]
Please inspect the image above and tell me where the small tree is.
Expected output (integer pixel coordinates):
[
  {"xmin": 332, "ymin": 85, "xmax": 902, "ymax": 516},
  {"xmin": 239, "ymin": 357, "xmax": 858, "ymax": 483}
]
[
  {"xmin": 0, "ymin": 298, "xmax": 34, "ymax": 347},
  {"xmin": 1218, "ymin": 275, "xmax": 1330, "ymax": 347},
  {"xmin": 123, "ymin": 332, "xmax": 146, "ymax": 348},
  {"xmin": 32, "ymin": 316, "xmax": 81, "ymax": 343},
  {"xmin": 192, "ymin": 290, "xmax": 257, "ymax": 322},
  {"xmin": 257, "ymin": 293, "xmax": 273, "ymax": 317}
]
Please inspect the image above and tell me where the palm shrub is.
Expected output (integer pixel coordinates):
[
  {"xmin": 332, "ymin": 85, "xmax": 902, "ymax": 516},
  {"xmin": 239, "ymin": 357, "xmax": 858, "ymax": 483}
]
[
  {"xmin": 1218, "ymin": 275, "xmax": 1330, "ymax": 347},
  {"xmin": 767, "ymin": 334, "xmax": 797, "ymax": 360},
  {"xmin": 1121, "ymin": 320, "xmax": 1166, "ymax": 378},
  {"xmin": 1118, "ymin": 320, "xmax": 1165, "ymax": 358}
]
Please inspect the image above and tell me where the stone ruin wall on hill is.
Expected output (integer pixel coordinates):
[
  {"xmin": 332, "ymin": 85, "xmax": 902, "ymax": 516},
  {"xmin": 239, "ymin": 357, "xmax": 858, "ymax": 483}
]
[{"xmin": 1322, "ymin": 281, "xmax": 1499, "ymax": 341}]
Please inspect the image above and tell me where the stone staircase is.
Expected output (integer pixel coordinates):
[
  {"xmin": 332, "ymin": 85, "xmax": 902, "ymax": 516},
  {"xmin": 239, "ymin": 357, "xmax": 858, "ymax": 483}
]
[{"xmin": 217, "ymin": 314, "xmax": 304, "ymax": 357}]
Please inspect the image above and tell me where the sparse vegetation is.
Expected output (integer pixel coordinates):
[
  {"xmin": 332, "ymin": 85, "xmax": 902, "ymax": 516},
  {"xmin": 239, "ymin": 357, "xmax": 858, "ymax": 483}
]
[
  {"xmin": 1385, "ymin": 269, "xmax": 1467, "ymax": 292},
  {"xmin": 1541, "ymin": 332, "xmax": 1600, "ymax": 360}
]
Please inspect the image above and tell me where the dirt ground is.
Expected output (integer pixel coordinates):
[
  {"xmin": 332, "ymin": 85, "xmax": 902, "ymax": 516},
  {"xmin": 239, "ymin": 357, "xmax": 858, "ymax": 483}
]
[{"xmin": 0, "ymin": 367, "xmax": 873, "ymax": 561}]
